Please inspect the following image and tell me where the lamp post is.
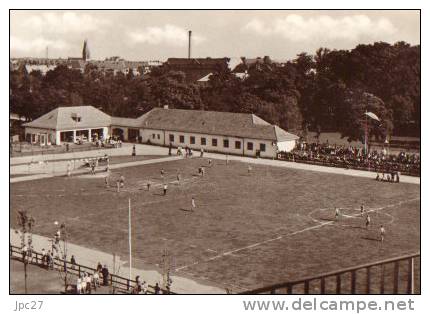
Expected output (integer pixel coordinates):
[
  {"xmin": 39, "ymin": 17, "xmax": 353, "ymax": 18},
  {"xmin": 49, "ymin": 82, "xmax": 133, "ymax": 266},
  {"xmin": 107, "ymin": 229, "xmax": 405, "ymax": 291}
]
[
  {"xmin": 54, "ymin": 221, "xmax": 68, "ymax": 293},
  {"xmin": 17, "ymin": 210, "xmax": 35, "ymax": 294}
]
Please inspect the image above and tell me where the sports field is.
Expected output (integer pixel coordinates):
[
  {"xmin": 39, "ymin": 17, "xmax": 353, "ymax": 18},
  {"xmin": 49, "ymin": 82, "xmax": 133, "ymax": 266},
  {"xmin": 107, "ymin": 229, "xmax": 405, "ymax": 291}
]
[{"xmin": 10, "ymin": 157, "xmax": 420, "ymax": 293}]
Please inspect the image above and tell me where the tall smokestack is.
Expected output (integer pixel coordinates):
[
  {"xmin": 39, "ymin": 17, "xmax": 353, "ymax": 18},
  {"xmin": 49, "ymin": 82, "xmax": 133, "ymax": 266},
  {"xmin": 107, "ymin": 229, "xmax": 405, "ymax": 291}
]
[{"xmin": 188, "ymin": 30, "xmax": 192, "ymax": 59}]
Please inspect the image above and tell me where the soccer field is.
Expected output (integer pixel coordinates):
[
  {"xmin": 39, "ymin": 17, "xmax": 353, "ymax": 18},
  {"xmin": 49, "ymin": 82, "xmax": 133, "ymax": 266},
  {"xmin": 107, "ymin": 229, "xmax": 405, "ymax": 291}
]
[{"xmin": 10, "ymin": 157, "xmax": 420, "ymax": 293}]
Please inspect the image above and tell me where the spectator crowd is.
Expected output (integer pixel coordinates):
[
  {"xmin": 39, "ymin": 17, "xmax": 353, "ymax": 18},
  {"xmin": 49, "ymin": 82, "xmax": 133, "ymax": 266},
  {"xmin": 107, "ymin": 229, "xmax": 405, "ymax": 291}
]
[{"xmin": 279, "ymin": 142, "xmax": 420, "ymax": 176}]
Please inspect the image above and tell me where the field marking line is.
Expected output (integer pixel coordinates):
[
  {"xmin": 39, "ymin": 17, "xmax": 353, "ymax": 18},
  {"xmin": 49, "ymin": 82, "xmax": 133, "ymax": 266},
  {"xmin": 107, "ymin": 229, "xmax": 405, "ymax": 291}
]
[{"xmin": 175, "ymin": 197, "xmax": 419, "ymax": 271}]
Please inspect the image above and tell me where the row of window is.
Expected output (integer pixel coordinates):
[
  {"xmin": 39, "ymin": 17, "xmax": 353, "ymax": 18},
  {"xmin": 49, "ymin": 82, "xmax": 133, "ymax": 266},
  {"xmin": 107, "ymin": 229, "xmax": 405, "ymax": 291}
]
[{"xmin": 167, "ymin": 134, "xmax": 266, "ymax": 152}]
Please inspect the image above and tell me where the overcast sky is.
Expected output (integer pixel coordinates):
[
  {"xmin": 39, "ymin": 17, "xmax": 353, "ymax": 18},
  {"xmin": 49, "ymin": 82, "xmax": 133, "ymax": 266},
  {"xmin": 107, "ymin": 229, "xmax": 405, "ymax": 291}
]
[{"xmin": 10, "ymin": 10, "xmax": 420, "ymax": 63}]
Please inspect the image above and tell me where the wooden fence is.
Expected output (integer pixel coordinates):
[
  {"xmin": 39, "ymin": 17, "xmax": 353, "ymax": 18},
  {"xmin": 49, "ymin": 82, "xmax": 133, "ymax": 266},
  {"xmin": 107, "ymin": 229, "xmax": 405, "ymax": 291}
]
[
  {"xmin": 10, "ymin": 245, "xmax": 174, "ymax": 294},
  {"xmin": 240, "ymin": 253, "xmax": 420, "ymax": 294}
]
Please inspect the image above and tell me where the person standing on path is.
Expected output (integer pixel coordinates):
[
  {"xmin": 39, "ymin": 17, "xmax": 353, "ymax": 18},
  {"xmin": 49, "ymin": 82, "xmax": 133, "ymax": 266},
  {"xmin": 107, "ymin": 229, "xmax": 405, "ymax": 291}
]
[
  {"xmin": 67, "ymin": 160, "xmax": 71, "ymax": 177},
  {"xmin": 191, "ymin": 197, "xmax": 196, "ymax": 212},
  {"xmin": 380, "ymin": 225, "xmax": 386, "ymax": 242}
]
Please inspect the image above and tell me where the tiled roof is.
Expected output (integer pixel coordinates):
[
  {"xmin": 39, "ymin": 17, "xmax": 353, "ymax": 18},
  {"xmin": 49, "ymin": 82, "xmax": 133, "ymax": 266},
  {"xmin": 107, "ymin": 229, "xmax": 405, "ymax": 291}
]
[
  {"xmin": 166, "ymin": 58, "xmax": 229, "ymax": 66},
  {"xmin": 23, "ymin": 106, "xmax": 111, "ymax": 131},
  {"xmin": 111, "ymin": 116, "xmax": 143, "ymax": 128},
  {"xmin": 139, "ymin": 108, "xmax": 298, "ymax": 141},
  {"xmin": 197, "ymin": 73, "xmax": 213, "ymax": 82}
]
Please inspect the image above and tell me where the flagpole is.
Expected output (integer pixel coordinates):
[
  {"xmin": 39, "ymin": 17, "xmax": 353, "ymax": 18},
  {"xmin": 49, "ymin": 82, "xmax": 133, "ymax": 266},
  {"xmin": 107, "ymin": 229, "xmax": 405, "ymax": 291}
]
[
  {"xmin": 364, "ymin": 110, "xmax": 368, "ymax": 156},
  {"xmin": 128, "ymin": 198, "xmax": 132, "ymax": 281}
]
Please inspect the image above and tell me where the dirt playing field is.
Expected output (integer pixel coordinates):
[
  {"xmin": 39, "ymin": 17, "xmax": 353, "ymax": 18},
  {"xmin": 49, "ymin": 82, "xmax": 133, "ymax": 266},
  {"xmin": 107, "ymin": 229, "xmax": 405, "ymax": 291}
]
[{"xmin": 10, "ymin": 157, "xmax": 420, "ymax": 293}]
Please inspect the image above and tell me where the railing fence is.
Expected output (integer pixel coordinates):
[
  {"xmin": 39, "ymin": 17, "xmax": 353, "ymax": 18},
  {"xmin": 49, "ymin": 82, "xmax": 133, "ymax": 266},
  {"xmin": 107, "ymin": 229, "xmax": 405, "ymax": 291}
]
[
  {"xmin": 240, "ymin": 253, "xmax": 420, "ymax": 294},
  {"xmin": 10, "ymin": 245, "xmax": 173, "ymax": 294}
]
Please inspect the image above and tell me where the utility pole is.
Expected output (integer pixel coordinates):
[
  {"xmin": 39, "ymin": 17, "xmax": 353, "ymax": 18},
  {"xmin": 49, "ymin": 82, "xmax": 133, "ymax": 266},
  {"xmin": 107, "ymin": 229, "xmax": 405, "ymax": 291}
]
[
  {"xmin": 161, "ymin": 248, "xmax": 172, "ymax": 292},
  {"xmin": 128, "ymin": 198, "xmax": 132, "ymax": 282},
  {"xmin": 61, "ymin": 223, "xmax": 68, "ymax": 294}
]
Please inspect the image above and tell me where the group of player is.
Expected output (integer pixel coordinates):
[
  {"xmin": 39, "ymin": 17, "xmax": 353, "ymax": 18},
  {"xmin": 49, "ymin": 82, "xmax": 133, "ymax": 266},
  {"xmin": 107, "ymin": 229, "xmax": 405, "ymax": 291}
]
[{"xmin": 334, "ymin": 204, "xmax": 385, "ymax": 242}]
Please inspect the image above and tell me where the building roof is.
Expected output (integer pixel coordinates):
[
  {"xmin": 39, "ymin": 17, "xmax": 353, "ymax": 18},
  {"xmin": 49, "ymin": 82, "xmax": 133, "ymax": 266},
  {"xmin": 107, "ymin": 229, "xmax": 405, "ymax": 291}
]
[
  {"xmin": 24, "ymin": 105, "xmax": 298, "ymax": 142},
  {"xmin": 196, "ymin": 73, "xmax": 213, "ymax": 82},
  {"xmin": 274, "ymin": 125, "xmax": 299, "ymax": 142},
  {"xmin": 23, "ymin": 106, "xmax": 111, "ymax": 131},
  {"xmin": 166, "ymin": 58, "xmax": 230, "ymax": 66},
  {"xmin": 139, "ymin": 108, "xmax": 298, "ymax": 141},
  {"xmin": 24, "ymin": 64, "xmax": 57, "ymax": 75},
  {"xmin": 111, "ymin": 116, "xmax": 143, "ymax": 128}
]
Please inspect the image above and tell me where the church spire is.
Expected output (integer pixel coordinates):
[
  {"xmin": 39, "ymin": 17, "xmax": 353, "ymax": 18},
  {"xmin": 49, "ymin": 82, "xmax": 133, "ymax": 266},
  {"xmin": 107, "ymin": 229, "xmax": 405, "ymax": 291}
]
[{"xmin": 82, "ymin": 39, "xmax": 90, "ymax": 61}]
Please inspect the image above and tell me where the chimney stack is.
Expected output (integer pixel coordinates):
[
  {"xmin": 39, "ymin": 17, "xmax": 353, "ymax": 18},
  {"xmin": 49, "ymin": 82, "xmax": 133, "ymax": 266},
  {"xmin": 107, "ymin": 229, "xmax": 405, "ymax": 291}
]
[{"xmin": 188, "ymin": 30, "xmax": 192, "ymax": 59}]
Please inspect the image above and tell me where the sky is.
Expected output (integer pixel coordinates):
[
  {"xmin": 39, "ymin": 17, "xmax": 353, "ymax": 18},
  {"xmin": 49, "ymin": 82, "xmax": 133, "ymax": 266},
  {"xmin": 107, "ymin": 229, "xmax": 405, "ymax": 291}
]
[{"xmin": 10, "ymin": 10, "xmax": 420, "ymax": 63}]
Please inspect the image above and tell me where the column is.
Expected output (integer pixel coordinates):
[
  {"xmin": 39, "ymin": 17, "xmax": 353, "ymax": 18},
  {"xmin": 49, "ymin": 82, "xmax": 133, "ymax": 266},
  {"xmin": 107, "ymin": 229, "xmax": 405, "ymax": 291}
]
[
  {"xmin": 73, "ymin": 130, "xmax": 77, "ymax": 143},
  {"xmin": 56, "ymin": 131, "xmax": 61, "ymax": 145},
  {"xmin": 88, "ymin": 129, "xmax": 92, "ymax": 142}
]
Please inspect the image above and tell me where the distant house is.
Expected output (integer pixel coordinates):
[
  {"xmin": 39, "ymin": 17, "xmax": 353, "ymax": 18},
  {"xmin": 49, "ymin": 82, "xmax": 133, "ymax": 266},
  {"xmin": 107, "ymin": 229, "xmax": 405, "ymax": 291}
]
[
  {"xmin": 24, "ymin": 105, "xmax": 298, "ymax": 157},
  {"xmin": 24, "ymin": 64, "xmax": 57, "ymax": 76},
  {"xmin": 67, "ymin": 58, "xmax": 86, "ymax": 73},
  {"xmin": 163, "ymin": 58, "xmax": 230, "ymax": 82},
  {"xmin": 196, "ymin": 72, "xmax": 213, "ymax": 85},
  {"xmin": 232, "ymin": 56, "xmax": 276, "ymax": 76}
]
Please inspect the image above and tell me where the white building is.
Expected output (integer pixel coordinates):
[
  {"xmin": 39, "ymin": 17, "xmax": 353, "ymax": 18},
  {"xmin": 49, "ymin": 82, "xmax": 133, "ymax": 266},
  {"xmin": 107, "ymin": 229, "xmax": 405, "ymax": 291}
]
[
  {"xmin": 23, "ymin": 106, "xmax": 298, "ymax": 158},
  {"xmin": 23, "ymin": 106, "xmax": 111, "ymax": 146}
]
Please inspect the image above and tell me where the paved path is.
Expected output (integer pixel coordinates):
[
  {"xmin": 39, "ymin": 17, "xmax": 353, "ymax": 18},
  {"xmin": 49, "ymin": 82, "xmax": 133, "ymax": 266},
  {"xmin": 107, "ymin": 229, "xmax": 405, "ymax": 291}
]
[
  {"xmin": 10, "ymin": 143, "xmax": 167, "ymax": 165},
  {"xmin": 10, "ymin": 229, "xmax": 225, "ymax": 294},
  {"xmin": 11, "ymin": 143, "xmax": 419, "ymax": 185},
  {"xmin": 10, "ymin": 155, "xmax": 182, "ymax": 183}
]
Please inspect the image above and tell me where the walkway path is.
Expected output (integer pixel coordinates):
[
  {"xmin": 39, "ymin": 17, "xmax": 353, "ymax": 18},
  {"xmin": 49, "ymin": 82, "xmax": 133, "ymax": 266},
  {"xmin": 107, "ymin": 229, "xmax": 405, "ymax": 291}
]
[
  {"xmin": 11, "ymin": 143, "xmax": 420, "ymax": 185},
  {"xmin": 10, "ymin": 155, "xmax": 182, "ymax": 183}
]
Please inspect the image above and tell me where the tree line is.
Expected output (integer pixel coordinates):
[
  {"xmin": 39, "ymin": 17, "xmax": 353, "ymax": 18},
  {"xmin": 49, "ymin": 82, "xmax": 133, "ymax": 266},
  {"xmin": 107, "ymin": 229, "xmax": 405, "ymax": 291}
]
[{"xmin": 10, "ymin": 41, "xmax": 420, "ymax": 142}]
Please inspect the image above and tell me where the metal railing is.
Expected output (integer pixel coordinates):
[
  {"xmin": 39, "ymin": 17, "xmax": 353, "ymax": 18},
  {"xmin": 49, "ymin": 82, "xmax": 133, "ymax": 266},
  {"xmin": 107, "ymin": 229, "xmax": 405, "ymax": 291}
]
[
  {"xmin": 10, "ymin": 245, "xmax": 174, "ymax": 294},
  {"xmin": 240, "ymin": 253, "xmax": 420, "ymax": 294}
]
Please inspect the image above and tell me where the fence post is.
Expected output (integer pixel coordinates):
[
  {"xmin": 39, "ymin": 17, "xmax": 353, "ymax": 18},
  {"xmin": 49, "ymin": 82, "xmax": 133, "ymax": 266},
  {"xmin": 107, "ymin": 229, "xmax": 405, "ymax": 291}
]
[
  {"xmin": 366, "ymin": 267, "xmax": 371, "ymax": 294},
  {"xmin": 320, "ymin": 278, "xmax": 325, "ymax": 294},
  {"xmin": 380, "ymin": 264, "xmax": 385, "ymax": 294},
  {"xmin": 304, "ymin": 280, "xmax": 310, "ymax": 294},
  {"xmin": 393, "ymin": 261, "xmax": 399, "ymax": 294},
  {"xmin": 286, "ymin": 284, "xmax": 293, "ymax": 294},
  {"xmin": 127, "ymin": 279, "xmax": 130, "ymax": 291},
  {"xmin": 407, "ymin": 257, "xmax": 415, "ymax": 294},
  {"xmin": 350, "ymin": 270, "xmax": 356, "ymax": 294},
  {"xmin": 78, "ymin": 265, "xmax": 81, "ymax": 277},
  {"xmin": 336, "ymin": 274, "xmax": 341, "ymax": 294}
]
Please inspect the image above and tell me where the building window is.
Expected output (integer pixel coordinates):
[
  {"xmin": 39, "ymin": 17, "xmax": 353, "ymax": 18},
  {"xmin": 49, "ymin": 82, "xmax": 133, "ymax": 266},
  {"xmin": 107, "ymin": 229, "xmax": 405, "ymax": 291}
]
[
  {"xmin": 179, "ymin": 135, "xmax": 185, "ymax": 143},
  {"xmin": 247, "ymin": 142, "xmax": 253, "ymax": 150},
  {"xmin": 152, "ymin": 134, "xmax": 156, "ymax": 139},
  {"xmin": 169, "ymin": 134, "xmax": 174, "ymax": 142},
  {"xmin": 260, "ymin": 143, "xmax": 266, "ymax": 152},
  {"xmin": 223, "ymin": 139, "xmax": 229, "ymax": 148},
  {"xmin": 190, "ymin": 136, "xmax": 195, "ymax": 144},
  {"xmin": 201, "ymin": 137, "xmax": 206, "ymax": 145},
  {"xmin": 212, "ymin": 138, "xmax": 218, "ymax": 147},
  {"xmin": 157, "ymin": 134, "xmax": 160, "ymax": 139},
  {"xmin": 235, "ymin": 141, "xmax": 241, "ymax": 149}
]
